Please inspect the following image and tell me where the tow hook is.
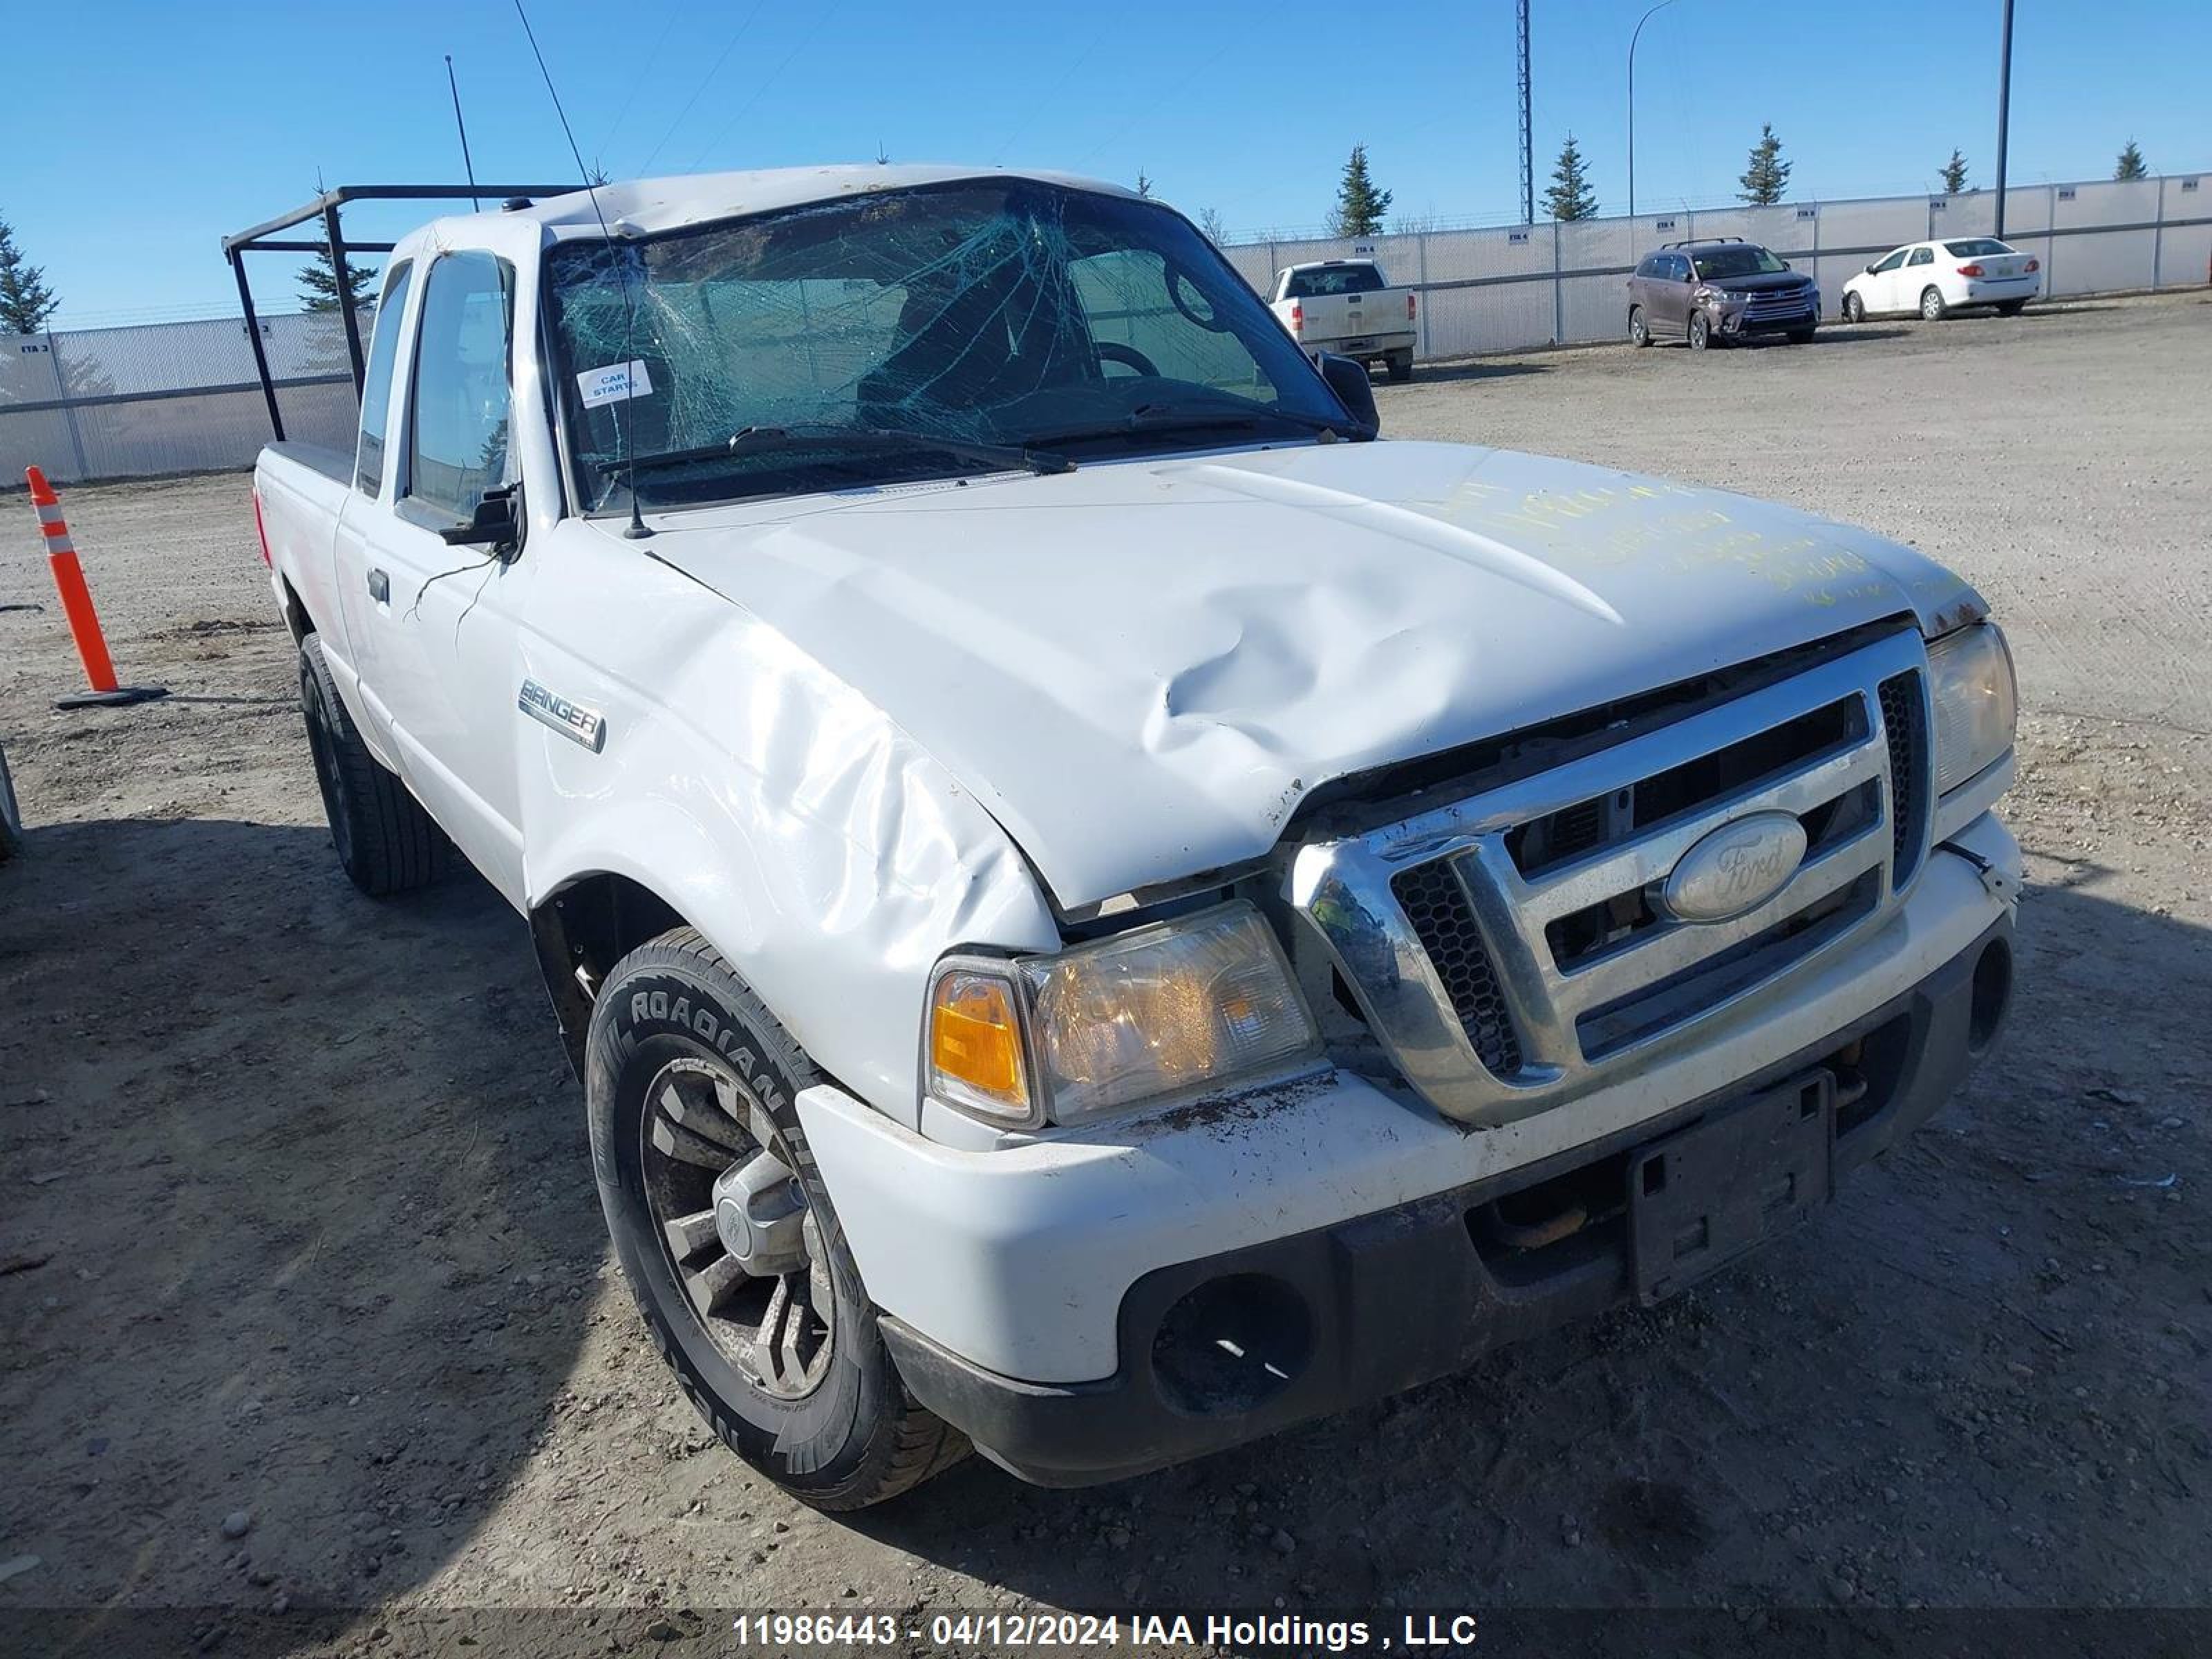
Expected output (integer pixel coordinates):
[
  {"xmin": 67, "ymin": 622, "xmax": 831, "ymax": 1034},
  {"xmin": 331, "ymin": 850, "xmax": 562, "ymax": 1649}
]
[{"xmin": 1940, "ymin": 840, "xmax": 2018, "ymax": 904}]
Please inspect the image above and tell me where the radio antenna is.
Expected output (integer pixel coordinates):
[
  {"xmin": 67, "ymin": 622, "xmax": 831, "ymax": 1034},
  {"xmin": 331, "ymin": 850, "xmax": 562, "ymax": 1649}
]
[
  {"xmin": 512, "ymin": 0, "xmax": 652, "ymax": 539},
  {"xmin": 444, "ymin": 56, "xmax": 480, "ymax": 211}
]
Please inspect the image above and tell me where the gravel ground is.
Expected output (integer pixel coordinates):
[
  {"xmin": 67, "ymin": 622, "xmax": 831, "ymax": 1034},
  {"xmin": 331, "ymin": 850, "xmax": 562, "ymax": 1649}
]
[{"xmin": 1, "ymin": 291, "xmax": 2206, "ymax": 1657}]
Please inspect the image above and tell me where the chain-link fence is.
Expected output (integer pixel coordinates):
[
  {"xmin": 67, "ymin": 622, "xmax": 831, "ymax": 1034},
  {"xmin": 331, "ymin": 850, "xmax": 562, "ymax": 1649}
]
[
  {"xmin": 1216, "ymin": 172, "xmax": 2208, "ymax": 364},
  {"xmin": 4, "ymin": 171, "xmax": 2204, "ymax": 487},
  {"xmin": 1, "ymin": 307, "xmax": 368, "ymax": 487}
]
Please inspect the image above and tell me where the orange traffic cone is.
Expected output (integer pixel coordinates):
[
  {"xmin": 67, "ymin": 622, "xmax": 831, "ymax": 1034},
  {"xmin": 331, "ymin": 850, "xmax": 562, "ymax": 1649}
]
[{"xmin": 23, "ymin": 467, "xmax": 167, "ymax": 711}]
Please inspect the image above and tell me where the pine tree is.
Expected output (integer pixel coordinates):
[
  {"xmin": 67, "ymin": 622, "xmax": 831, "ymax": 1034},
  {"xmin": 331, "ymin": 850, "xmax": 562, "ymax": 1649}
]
[
  {"xmin": 2114, "ymin": 139, "xmax": 2148, "ymax": 180},
  {"xmin": 1327, "ymin": 144, "xmax": 1394, "ymax": 238},
  {"xmin": 296, "ymin": 241, "xmax": 377, "ymax": 314},
  {"xmin": 1134, "ymin": 170, "xmax": 1154, "ymax": 200},
  {"xmin": 1544, "ymin": 134, "xmax": 1599, "ymax": 221},
  {"xmin": 1738, "ymin": 123, "xmax": 1792, "ymax": 206},
  {"xmin": 1940, "ymin": 149, "xmax": 1969, "ymax": 194},
  {"xmin": 0, "ymin": 214, "xmax": 61, "ymax": 336}
]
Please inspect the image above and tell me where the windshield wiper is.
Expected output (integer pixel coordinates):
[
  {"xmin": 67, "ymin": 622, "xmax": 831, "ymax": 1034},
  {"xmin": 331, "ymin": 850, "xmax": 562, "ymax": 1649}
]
[
  {"xmin": 1029, "ymin": 400, "xmax": 1358, "ymax": 449},
  {"xmin": 621, "ymin": 424, "xmax": 1074, "ymax": 482}
]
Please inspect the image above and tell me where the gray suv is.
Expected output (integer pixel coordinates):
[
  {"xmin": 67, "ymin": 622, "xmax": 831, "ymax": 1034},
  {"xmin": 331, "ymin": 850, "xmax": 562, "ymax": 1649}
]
[{"xmin": 1628, "ymin": 238, "xmax": 1819, "ymax": 350}]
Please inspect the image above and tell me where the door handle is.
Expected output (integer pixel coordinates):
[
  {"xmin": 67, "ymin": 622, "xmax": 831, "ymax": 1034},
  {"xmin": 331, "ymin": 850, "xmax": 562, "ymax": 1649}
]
[{"xmin": 367, "ymin": 568, "xmax": 389, "ymax": 604}]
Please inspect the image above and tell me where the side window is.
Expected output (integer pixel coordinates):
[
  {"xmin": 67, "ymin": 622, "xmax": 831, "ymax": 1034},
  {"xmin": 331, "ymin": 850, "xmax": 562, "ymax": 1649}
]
[
  {"xmin": 1635, "ymin": 256, "xmax": 1657, "ymax": 279},
  {"xmin": 1873, "ymin": 248, "xmax": 1909, "ymax": 274},
  {"xmin": 1906, "ymin": 246, "xmax": 1934, "ymax": 267},
  {"xmin": 355, "ymin": 261, "xmax": 413, "ymax": 496},
  {"xmin": 1667, "ymin": 254, "xmax": 1691, "ymax": 281},
  {"xmin": 406, "ymin": 252, "xmax": 516, "ymax": 524}
]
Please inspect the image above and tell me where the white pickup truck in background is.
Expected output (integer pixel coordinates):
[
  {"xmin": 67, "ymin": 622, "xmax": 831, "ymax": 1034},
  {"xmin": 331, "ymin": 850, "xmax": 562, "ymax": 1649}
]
[
  {"xmin": 250, "ymin": 165, "xmax": 2021, "ymax": 1510},
  {"xmin": 1266, "ymin": 257, "xmax": 1419, "ymax": 382}
]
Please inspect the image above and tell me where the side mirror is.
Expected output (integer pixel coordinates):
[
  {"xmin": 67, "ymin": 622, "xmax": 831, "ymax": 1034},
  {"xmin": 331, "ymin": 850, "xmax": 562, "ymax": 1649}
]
[
  {"xmin": 1865, "ymin": 263, "xmax": 1878, "ymax": 275},
  {"xmin": 1315, "ymin": 352, "xmax": 1380, "ymax": 435},
  {"xmin": 439, "ymin": 482, "xmax": 522, "ymax": 555}
]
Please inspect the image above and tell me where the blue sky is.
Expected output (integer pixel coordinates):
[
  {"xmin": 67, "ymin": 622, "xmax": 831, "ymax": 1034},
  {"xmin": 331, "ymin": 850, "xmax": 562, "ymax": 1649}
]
[{"xmin": 8, "ymin": 0, "xmax": 2206, "ymax": 326}]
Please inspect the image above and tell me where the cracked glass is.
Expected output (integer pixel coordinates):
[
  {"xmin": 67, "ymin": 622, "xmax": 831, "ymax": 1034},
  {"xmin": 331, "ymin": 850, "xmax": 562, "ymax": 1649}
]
[{"xmin": 545, "ymin": 180, "xmax": 1351, "ymax": 511}]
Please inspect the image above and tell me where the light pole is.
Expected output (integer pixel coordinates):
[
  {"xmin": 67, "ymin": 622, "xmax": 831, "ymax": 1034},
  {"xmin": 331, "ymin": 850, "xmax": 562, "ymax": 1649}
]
[
  {"xmin": 1628, "ymin": 0, "xmax": 1678, "ymax": 219},
  {"xmin": 1993, "ymin": 0, "xmax": 2014, "ymax": 238}
]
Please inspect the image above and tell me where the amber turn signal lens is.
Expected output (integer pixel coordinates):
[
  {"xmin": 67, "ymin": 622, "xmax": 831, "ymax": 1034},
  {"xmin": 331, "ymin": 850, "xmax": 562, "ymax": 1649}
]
[{"xmin": 927, "ymin": 971, "xmax": 1031, "ymax": 1122}]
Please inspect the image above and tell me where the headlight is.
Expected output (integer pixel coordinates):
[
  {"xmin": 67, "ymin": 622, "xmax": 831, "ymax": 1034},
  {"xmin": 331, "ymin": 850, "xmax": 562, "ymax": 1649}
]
[
  {"xmin": 925, "ymin": 903, "xmax": 1319, "ymax": 1129},
  {"xmin": 1693, "ymin": 285, "xmax": 1721, "ymax": 304},
  {"xmin": 1927, "ymin": 622, "xmax": 2017, "ymax": 794}
]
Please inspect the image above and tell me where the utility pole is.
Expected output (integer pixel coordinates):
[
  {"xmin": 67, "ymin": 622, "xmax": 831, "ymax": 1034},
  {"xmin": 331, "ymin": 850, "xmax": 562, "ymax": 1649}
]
[
  {"xmin": 1628, "ymin": 0, "xmax": 1678, "ymax": 218},
  {"xmin": 1517, "ymin": 0, "xmax": 1533, "ymax": 225},
  {"xmin": 1992, "ymin": 0, "xmax": 2014, "ymax": 238},
  {"xmin": 447, "ymin": 55, "xmax": 482, "ymax": 211}
]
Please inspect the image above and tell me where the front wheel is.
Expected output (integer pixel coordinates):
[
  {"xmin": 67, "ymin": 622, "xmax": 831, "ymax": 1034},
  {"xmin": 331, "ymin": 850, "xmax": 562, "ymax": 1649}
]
[
  {"xmin": 1629, "ymin": 306, "xmax": 1651, "ymax": 348},
  {"xmin": 1843, "ymin": 292, "xmax": 1866, "ymax": 324},
  {"xmin": 1687, "ymin": 310, "xmax": 1712, "ymax": 350},
  {"xmin": 1920, "ymin": 285, "xmax": 1949, "ymax": 321},
  {"xmin": 1787, "ymin": 326, "xmax": 1817, "ymax": 345},
  {"xmin": 585, "ymin": 928, "xmax": 967, "ymax": 1509}
]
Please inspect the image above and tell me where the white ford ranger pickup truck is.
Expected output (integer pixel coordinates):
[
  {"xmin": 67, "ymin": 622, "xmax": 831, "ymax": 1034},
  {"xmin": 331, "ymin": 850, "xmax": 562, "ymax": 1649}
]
[{"xmin": 250, "ymin": 166, "xmax": 2021, "ymax": 1508}]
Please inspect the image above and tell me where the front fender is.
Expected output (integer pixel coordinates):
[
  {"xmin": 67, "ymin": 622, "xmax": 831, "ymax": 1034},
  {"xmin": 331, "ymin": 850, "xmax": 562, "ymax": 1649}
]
[{"xmin": 518, "ymin": 583, "xmax": 1061, "ymax": 1128}]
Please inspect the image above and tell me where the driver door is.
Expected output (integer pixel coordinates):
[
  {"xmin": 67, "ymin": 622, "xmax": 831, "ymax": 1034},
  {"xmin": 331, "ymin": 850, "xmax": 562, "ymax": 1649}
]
[
  {"xmin": 1864, "ymin": 247, "xmax": 1909, "ymax": 312},
  {"xmin": 353, "ymin": 248, "xmax": 534, "ymax": 901}
]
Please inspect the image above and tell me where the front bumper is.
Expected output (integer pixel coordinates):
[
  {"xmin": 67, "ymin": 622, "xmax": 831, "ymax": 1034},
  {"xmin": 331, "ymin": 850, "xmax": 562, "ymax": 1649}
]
[
  {"xmin": 1713, "ymin": 294, "xmax": 1819, "ymax": 335},
  {"xmin": 883, "ymin": 906, "xmax": 2015, "ymax": 1486}
]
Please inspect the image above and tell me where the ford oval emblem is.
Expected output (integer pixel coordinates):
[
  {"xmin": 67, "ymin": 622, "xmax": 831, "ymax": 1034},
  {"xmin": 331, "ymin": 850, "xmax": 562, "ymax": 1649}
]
[{"xmin": 1661, "ymin": 812, "xmax": 1808, "ymax": 924}]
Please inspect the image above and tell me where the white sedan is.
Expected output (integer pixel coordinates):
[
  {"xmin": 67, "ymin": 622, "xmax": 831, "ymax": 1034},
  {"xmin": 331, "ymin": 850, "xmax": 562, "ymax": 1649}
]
[{"xmin": 1841, "ymin": 237, "xmax": 2041, "ymax": 322}]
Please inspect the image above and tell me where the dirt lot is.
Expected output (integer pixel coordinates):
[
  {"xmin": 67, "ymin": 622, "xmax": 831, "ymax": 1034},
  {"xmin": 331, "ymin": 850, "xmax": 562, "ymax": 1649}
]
[{"xmin": 3, "ymin": 292, "xmax": 2208, "ymax": 1654}]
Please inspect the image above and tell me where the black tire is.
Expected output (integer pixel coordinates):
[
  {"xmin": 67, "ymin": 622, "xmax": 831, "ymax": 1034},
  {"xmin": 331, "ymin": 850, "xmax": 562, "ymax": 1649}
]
[
  {"xmin": 1920, "ymin": 285, "xmax": 1949, "ymax": 321},
  {"xmin": 0, "ymin": 744, "xmax": 23, "ymax": 865},
  {"xmin": 1996, "ymin": 299, "xmax": 2027, "ymax": 316},
  {"xmin": 1843, "ymin": 292, "xmax": 1866, "ymax": 324},
  {"xmin": 1688, "ymin": 310, "xmax": 1712, "ymax": 350},
  {"xmin": 297, "ymin": 633, "xmax": 446, "ymax": 896},
  {"xmin": 1787, "ymin": 326, "xmax": 1817, "ymax": 345},
  {"xmin": 585, "ymin": 928, "xmax": 968, "ymax": 1510},
  {"xmin": 1629, "ymin": 306, "xmax": 1651, "ymax": 348},
  {"xmin": 1385, "ymin": 350, "xmax": 1414, "ymax": 384}
]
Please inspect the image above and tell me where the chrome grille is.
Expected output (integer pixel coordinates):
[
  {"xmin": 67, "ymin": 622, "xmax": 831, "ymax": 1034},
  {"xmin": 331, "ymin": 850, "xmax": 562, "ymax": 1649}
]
[
  {"xmin": 1391, "ymin": 861, "xmax": 1523, "ymax": 1076},
  {"xmin": 1289, "ymin": 630, "xmax": 1933, "ymax": 1127},
  {"xmin": 1880, "ymin": 671, "xmax": 1928, "ymax": 885}
]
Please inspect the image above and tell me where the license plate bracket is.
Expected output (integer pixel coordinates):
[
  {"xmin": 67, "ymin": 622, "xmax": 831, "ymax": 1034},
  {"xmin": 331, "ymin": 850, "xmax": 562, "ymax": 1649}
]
[{"xmin": 1628, "ymin": 1070, "xmax": 1835, "ymax": 1306}]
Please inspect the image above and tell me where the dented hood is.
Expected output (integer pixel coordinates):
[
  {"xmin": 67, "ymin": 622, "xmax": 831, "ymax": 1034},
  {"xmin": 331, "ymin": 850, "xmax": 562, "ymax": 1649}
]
[{"xmin": 646, "ymin": 440, "xmax": 1977, "ymax": 908}]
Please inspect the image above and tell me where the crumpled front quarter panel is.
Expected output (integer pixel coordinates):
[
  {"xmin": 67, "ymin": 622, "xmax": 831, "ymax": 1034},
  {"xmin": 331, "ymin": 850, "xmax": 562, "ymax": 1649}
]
[{"xmin": 518, "ymin": 520, "xmax": 1059, "ymax": 1125}]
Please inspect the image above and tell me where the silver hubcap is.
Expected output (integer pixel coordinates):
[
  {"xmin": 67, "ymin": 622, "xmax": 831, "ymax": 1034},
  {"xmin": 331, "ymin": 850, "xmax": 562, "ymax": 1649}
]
[{"xmin": 640, "ymin": 1058, "xmax": 834, "ymax": 1399}]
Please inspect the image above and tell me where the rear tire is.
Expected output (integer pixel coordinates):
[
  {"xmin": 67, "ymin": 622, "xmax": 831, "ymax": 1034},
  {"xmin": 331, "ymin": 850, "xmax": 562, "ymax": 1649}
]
[
  {"xmin": 1920, "ymin": 285, "xmax": 1949, "ymax": 321},
  {"xmin": 298, "ymin": 633, "xmax": 447, "ymax": 896},
  {"xmin": 1843, "ymin": 292, "xmax": 1866, "ymax": 324},
  {"xmin": 1629, "ymin": 306, "xmax": 1651, "ymax": 348},
  {"xmin": 1996, "ymin": 299, "xmax": 2027, "ymax": 316},
  {"xmin": 0, "ymin": 744, "xmax": 23, "ymax": 864},
  {"xmin": 1385, "ymin": 350, "xmax": 1414, "ymax": 384},
  {"xmin": 585, "ymin": 928, "xmax": 968, "ymax": 1510}
]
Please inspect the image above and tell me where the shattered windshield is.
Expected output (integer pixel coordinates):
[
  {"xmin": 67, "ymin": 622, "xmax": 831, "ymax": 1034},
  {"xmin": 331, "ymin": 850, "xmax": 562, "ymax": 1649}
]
[{"xmin": 546, "ymin": 180, "xmax": 1350, "ymax": 510}]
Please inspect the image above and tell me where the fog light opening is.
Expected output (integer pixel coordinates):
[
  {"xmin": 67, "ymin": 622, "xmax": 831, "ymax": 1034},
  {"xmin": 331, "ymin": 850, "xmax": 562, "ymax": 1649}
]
[
  {"xmin": 1967, "ymin": 937, "xmax": 2013, "ymax": 1054},
  {"xmin": 1150, "ymin": 1275, "xmax": 1311, "ymax": 1417}
]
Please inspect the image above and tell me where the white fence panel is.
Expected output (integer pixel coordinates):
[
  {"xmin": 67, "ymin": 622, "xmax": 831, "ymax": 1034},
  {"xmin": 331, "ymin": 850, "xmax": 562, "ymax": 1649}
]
[{"xmin": 5, "ymin": 174, "xmax": 2206, "ymax": 484}]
